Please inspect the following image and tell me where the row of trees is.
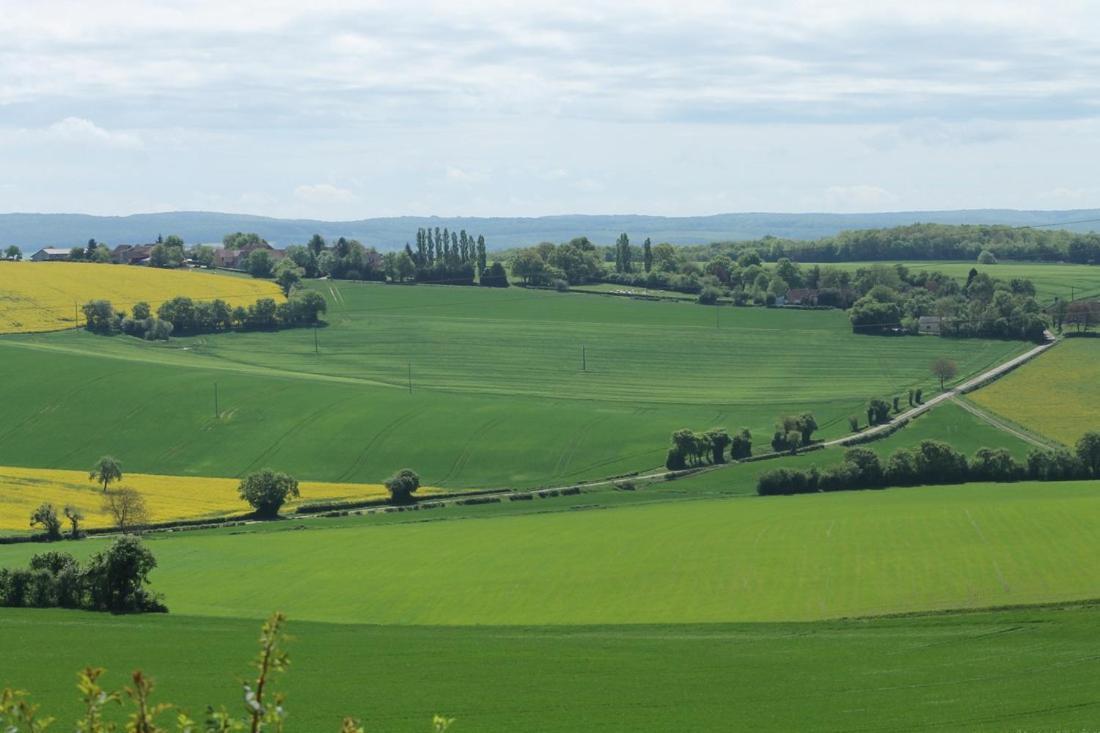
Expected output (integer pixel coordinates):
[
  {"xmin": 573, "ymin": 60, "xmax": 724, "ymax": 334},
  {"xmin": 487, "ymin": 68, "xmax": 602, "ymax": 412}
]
[
  {"xmin": 769, "ymin": 413, "xmax": 818, "ymax": 454},
  {"xmin": 83, "ymin": 292, "xmax": 327, "ymax": 340},
  {"xmin": 758, "ymin": 432, "xmax": 1100, "ymax": 496},
  {"xmin": 0, "ymin": 536, "xmax": 165, "ymax": 613},
  {"xmin": 404, "ymin": 227, "xmax": 489, "ymax": 284},
  {"xmin": 698, "ymin": 224, "xmax": 1100, "ymax": 264},
  {"xmin": 664, "ymin": 428, "xmax": 752, "ymax": 469}
]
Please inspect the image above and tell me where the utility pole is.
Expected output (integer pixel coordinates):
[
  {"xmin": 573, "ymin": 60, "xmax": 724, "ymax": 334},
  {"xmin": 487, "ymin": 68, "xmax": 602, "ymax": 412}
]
[
  {"xmin": 214, "ymin": 382, "xmax": 219, "ymax": 419},
  {"xmin": 582, "ymin": 345, "xmax": 587, "ymax": 372}
]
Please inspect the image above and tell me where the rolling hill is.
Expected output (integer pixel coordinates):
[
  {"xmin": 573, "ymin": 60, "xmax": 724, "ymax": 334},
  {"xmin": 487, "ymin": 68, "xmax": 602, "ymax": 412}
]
[{"xmin": 3, "ymin": 208, "xmax": 1100, "ymax": 250}]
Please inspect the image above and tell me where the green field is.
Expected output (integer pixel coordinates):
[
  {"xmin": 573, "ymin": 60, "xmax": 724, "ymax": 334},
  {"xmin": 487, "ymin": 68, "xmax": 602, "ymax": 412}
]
[
  {"xmin": 803, "ymin": 260, "xmax": 1100, "ymax": 304},
  {"xmin": 0, "ymin": 282, "xmax": 1025, "ymax": 488},
  {"xmin": 971, "ymin": 338, "xmax": 1100, "ymax": 446},
  {"xmin": 4, "ymin": 604, "xmax": 1100, "ymax": 732},
  {"xmin": 4, "ymin": 478, "xmax": 1098, "ymax": 625},
  {"xmin": 3, "ymin": 273, "xmax": 1095, "ymax": 731}
]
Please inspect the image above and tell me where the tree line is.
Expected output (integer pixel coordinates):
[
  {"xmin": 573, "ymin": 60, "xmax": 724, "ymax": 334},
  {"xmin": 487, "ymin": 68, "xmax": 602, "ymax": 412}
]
[
  {"xmin": 0, "ymin": 536, "xmax": 165, "ymax": 613},
  {"xmin": 758, "ymin": 432, "xmax": 1100, "ymax": 496},
  {"xmin": 664, "ymin": 427, "xmax": 753, "ymax": 470},
  {"xmin": 702, "ymin": 223, "xmax": 1100, "ymax": 264},
  {"xmin": 82, "ymin": 291, "xmax": 327, "ymax": 340}
]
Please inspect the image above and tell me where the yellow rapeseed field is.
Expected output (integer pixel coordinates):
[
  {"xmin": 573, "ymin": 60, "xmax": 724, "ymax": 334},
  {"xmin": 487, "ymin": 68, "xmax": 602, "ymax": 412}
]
[
  {"xmin": 0, "ymin": 262, "xmax": 283, "ymax": 334},
  {"xmin": 970, "ymin": 338, "xmax": 1100, "ymax": 446},
  {"xmin": 0, "ymin": 466, "xmax": 427, "ymax": 531}
]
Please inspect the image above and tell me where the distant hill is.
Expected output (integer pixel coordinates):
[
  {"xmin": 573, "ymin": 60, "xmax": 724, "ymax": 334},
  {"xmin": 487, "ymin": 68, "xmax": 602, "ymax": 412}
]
[{"xmin": 2, "ymin": 209, "xmax": 1099, "ymax": 252}]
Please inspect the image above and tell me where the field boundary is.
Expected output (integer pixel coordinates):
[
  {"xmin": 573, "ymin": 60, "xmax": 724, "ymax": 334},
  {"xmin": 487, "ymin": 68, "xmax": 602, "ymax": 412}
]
[{"xmin": 952, "ymin": 396, "xmax": 1061, "ymax": 450}]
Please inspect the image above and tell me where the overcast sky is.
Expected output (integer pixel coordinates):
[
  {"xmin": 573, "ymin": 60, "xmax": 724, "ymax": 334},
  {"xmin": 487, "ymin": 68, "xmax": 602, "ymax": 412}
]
[{"xmin": 2, "ymin": 0, "xmax": 1099, "ymax": 219}]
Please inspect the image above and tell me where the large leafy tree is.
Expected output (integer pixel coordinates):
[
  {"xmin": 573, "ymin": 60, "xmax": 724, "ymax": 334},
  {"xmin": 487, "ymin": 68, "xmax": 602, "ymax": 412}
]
[
  {"xmin": 89, "ymin": 455, "xmax": 123, "ymax": 492},
  {"xmin": 1077, "ymin": 432, "xmax": 1100, "ymax": 477},
  {"xmin": 238, "ymin": 469, "xmax": 300, "ymax": 518}
]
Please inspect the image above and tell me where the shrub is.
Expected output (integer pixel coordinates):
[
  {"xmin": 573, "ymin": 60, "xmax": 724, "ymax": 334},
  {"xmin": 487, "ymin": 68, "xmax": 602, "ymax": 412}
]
[
  {"xmin": 756, "ymin": 468, "xmax": 816, "ymax": 496},
  {"xmin": 29, "ymin": 503, "xmax": 62, "ymax": 541},
  {"xmin": 238, "ymin": 469, "xmax": 300, "ymax": 518},
  {"xmin": 385, "ymin": 468, "xmax": 421, "ymax": 504}
]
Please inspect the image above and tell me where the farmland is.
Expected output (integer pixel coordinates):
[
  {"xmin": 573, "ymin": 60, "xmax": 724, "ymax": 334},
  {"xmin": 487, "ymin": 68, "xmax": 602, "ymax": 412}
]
[
  {"xmin": 5, "ymin": 477, "xmax": 1100, "ymax": 730},
  {"xmin": 0, "ymin": 465, "xmax": 405, "ymax": 531},
  {"xmin": 2, "ymin": 265, "xmax": 1098, "ymax": 732},
  {"xmin": 970, "ymin": 337, "xmax": 1100, "ymax": 446},
  {"xmin": 0, "ymin": 261, "xmax": 283, "ymax": 334},
  {"xmin": 4, "ymin": 604, "xmax": 1100, "ymax": 732},
  {"xmin": 0, "ymin": 280, "xmax": 1027, "ymax": 488},
  {"xmin": 4, "ymin": 479, "xmax": 1099, "ymax": 625}
]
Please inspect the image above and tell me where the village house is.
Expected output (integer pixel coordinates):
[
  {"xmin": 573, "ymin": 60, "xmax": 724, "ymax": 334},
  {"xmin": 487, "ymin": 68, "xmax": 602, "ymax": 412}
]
[
  {"xmin": 213, "ymin": 241, "xmax": 286, "ymax": 269},
  {"xmin": 29, "ymin": 247, "xmax": 72, "ymax": 261},
  {"xmin": 785, "ymin": 288, "xmax": 819, "ymax": 305},
  {"xmin": 111, "ymin": 244, "xmax": 156, "ymax": 265}
]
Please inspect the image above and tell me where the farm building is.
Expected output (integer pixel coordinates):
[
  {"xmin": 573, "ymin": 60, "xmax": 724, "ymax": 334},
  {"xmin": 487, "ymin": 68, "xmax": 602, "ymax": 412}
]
[
  {"xmin": 214, "ymin": 242, "xmax": 286, "ymax": 269},
  {"xmin": 918, "ymin": 316, "xmax": 943, "ymax": 335},
  {"xmin": 111, "ymin": 244, "xmax": 156, "ymax": 265},
  {"xmin": 29, "ymin": 247, "xmax": 71, "ymax": 261},
  {"xmin": 786, "ymin": 288, "xmax": 819, "ymax": 305}
]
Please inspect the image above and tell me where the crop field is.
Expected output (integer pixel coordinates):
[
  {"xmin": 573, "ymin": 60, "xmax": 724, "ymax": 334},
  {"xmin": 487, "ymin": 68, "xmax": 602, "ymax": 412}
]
[
  {"xmin": 970, "ymin": 338, "xmax": 1100, "ymax": 446},
  {"xmin": 4, "ymin": 604, "xmax": 1100, "ymax": 732},
  {"xmin": 4, "ymin": 479, "xmax": 1099, "ymax": 625},
  {"xmin": 0, "ymin": 261, "xmax": 283, "ymax": 334},
  {"xmin": 0, "ymin": 281, "xmax": 1026, "ymax": 488},
  {"xmin": 801, "ymin": 260, "xmax": 1100, "ymax": 303},
  {"xmin": 0, "ymin": 465, "xmax": 405, "ymax": 531}
]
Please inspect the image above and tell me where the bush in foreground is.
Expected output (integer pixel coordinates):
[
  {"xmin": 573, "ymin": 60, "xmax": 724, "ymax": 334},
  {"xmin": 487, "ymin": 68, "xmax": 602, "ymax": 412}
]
[{"xmin": 0, "ymin": 612, "xmax": 455, "ymax": 732}]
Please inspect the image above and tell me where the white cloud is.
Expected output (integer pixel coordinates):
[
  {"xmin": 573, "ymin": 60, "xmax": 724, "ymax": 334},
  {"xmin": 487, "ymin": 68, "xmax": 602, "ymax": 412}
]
[
  {"xmin": 2, "ymin": 2, "xmax": 1100, "ymax": 216},
  {"xmin": 293, "ymin": 183, "xmax": 356, "ymax": 204},
  {"xmin": 821, "ymin": 185, "xmax": 900, "ymax": 212},
  {"xmin": 445, "ymin": 166, "xmax": 482, "ymax": 183},
  {"xmin": 40, "ymin": 117, "xmax": 143, "ymax": 149},
  {"xmin": 1036, "ymin": 187, "xmax": 1100, "ymax": 206}
]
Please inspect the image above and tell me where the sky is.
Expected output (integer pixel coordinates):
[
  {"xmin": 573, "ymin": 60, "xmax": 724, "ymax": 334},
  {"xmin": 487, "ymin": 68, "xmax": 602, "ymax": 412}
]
[{"xmin": 1, "ymin": 0, "xmax": 1099, "ymax": 219}]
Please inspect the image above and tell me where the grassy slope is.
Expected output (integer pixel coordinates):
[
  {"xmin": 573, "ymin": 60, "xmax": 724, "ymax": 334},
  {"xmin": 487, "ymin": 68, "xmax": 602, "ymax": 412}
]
[
  {"xmin": 4, "ymin": 605, "xmax": 1100, "ymax": 732},
  {"xmin": 801, "ymin": 260, "xmax": 1100, "ymax": 303},
  {"xmin": 970, "ymin": 338, "xmax": 1100, "ymax": 446},
  {"xmin": 4, "ymin": 478, "xmax": 1099, "ymax": 626},
  {"xmin": 0, "ymin": 282, "xmax": 1025, "ymax": 488}
]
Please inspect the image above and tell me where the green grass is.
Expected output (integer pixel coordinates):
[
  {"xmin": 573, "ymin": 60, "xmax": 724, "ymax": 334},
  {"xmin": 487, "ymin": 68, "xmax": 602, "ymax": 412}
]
[
  {"xmin": 4, "ymin": 605, "xmax": 1100, "ymax": 732},
  {"xmin": 5, "ymin": 477, "xmax": 1099, "ymax": 626},
  {"xmin": 0, "ymin": 282, "xmax": 1025, "ymax": 488},
  {"xmin": 803, "ymin": 260, "xmax": 1100, "ymax": 304},
  {"xmin": 971, "ymin": 338, "xmax": 1100, "ymax": 446}
]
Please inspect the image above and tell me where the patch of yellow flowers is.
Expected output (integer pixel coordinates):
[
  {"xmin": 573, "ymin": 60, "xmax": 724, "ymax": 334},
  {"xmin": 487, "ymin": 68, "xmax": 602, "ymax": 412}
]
[
  {"xmin": 0, "ymin": 261, "xmax": 282, "ymax": 334},
  {"xmin": 0, "ymin": 465, "xmax": 404, "ymax": 530},
  {"xmin": 971, "ymin": 338, "xmax": 1100, "ymax": 446}
]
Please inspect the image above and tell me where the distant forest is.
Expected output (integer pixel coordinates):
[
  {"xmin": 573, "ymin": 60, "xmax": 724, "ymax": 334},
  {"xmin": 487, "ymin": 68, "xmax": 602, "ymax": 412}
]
[{"xmin": 692, "ymin": 223, "xmax": 1100, "ymax": 264}]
